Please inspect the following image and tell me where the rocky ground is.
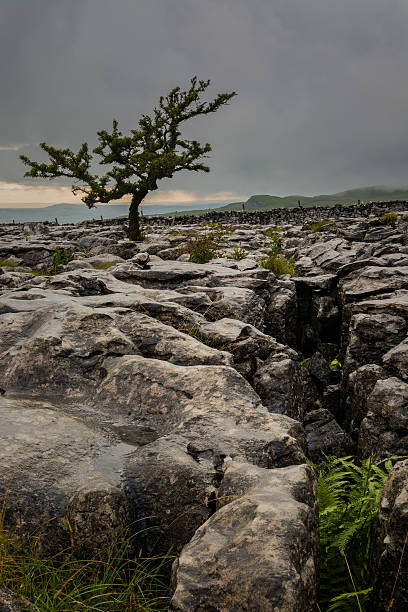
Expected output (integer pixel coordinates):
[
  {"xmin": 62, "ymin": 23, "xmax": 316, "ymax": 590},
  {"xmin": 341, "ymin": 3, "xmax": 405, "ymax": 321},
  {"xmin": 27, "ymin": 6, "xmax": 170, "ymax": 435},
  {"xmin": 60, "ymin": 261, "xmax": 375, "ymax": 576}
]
[{"xmin": 0, "ymin": 201, "xmax": 408, "ymax": 611}]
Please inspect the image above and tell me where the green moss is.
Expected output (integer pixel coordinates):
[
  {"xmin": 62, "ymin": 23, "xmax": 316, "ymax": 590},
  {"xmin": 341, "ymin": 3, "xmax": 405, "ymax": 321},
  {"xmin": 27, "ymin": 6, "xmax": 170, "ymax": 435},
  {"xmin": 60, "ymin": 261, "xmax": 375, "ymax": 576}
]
[{"xmin": 0, "ymin": 259, "xmax": 19, "ymax": 267}]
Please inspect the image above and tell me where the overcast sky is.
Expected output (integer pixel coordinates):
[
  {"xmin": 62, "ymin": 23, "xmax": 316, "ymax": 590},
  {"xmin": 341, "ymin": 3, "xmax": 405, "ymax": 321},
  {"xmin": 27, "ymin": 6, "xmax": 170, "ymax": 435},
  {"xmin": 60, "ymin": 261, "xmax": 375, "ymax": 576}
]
[{"xmin": 2, "ymin": 0, "xmax": 408, "ymax": 207}]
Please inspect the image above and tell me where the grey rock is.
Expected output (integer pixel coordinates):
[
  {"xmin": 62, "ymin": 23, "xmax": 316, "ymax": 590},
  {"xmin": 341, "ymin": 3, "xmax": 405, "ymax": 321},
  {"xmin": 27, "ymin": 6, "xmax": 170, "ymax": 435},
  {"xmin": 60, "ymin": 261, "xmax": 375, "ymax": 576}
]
[
  {"xmin": 0, "ymin": 588, "xmax": 35, "ymax": 612},
  {"xmin": 359, "ymin": 378, "xmax": 408, "ymax": 457},
  {"xmin": 304, "ymin": 408, "xmax": 355, "ymax": 461},
  {"xmin": 170, "ymin": 462, "xmax": 318, "ymax": 612},
  {"xmin": 371, "ymin": 459, "xmax": 408, "ymax": 611}
]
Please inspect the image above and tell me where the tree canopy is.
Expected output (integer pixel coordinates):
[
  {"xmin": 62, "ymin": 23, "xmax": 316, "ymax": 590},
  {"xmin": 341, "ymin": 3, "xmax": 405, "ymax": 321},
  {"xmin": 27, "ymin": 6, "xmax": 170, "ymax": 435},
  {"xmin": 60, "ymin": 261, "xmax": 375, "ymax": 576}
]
[{"xmin": 21, "ymin": 77, "xmax": 237, "ymax": 239}]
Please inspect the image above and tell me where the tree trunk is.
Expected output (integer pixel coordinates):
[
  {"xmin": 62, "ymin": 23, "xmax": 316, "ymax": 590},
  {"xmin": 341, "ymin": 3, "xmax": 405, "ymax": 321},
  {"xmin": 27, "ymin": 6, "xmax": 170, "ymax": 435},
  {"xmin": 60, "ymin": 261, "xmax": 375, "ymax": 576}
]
[{"xmin": 128, "ymin": 192, "xmax": 146, "ymax": 241}]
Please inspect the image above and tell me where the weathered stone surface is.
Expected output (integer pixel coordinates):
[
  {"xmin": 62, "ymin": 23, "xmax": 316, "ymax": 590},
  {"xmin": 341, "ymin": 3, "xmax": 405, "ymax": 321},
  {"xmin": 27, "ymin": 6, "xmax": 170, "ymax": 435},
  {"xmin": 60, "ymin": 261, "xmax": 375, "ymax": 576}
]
[
  {"xmin": 359, "ymin": 378, "xmax": 408, "ymax": 457},
  {"xmin": 371, "ymin": 459, "xmax": 408, "ymax": 611},
  {"xmin": 304, "ymin": 408, "xmax": 355, "ymax": 461},
  {"xmin": 170, "ymin": 462, "xmax": 318, "ymax": 612},
  {"xmin": 343, "ymin": 364, "xmax": 387, "ymax": 438},
  {"xmin": 383, "ymin": 338, "xmax": 408, "ymax": 381},
  {"xmin": 0, "ymin": 588, "xmax": 35, "ymax": 612}
]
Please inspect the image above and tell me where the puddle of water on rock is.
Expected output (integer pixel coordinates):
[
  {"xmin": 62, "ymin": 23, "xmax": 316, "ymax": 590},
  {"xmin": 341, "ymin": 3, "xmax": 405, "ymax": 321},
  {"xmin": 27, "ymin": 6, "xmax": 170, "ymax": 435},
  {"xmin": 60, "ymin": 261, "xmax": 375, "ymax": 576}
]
[{"xmin": 94, "ymin": 442, "xmax": 137, "ymax": 484}]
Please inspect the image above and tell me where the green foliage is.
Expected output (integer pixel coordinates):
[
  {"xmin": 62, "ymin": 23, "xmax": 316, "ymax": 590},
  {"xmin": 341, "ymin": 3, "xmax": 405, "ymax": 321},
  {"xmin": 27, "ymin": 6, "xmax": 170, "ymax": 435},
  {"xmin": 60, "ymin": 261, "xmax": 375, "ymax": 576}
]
[
  {"xmin": 20, "ymin": 77, "xmax": 236, "ymax": 240},
  {"xmin": 23, "ymin": 231, "xmax": 30, "ymax": 241},
  {"xmin": 315, "ymin": 454, "xmax": 397, "ymax": 611},
  {"xmin": 381, "ymin": 212, "xmax": 398, "ymax": 226},
  {"xmin": 0, "ymin": 259, "xmax": 19, "ymax": 268},
  {"xmin": 330, "ymin": 357, "xmax": 342, "ymax": 368},
  {"xmin": 52, "ymin": 248, "xmax": 71, "ymax": 274},
  {"xmin": 186, "ymin": 224, "xmax": 233, "ymax": 264},
  {"xmin": 257, "ymin": 253, "xmax": 296, "ymax": 277},
  {"xmin": 266, "ymin": 232, "xmax": 283, "ymax": 255},
  {"xmin": 0, "ymin": 524, "xmax": 172, "ymax": 611},
  {"xmin": 312, "ymin": 220, "xmax": 332, "ymax": 233},
  {"xmin": 187, "ymin": 232, "xmax": 221, "ymax": 264},
  {"xmin": 76, "ymin": 247, "xmax": 90, "ymax": 258},
  {"xmin": 229, "ymin": 247, "xmax": 248, "ymax": 261}
]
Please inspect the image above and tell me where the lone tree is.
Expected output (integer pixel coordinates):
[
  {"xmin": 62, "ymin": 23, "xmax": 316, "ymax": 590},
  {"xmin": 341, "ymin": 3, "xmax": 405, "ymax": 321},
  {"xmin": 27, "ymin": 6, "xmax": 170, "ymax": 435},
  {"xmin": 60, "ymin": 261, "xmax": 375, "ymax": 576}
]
[{"xmin": 20, "ymin": 77, "xmax": 236, "ymax": 240}]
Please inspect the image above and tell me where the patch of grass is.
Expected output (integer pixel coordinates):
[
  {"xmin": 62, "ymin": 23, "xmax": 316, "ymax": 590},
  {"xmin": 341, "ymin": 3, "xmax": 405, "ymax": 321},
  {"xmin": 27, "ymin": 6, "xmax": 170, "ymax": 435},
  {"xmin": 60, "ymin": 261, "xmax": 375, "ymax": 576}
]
[
  {"xmin": 257, "ymin": 253, "xmax": 296, "ymax": 277},
  {"xmin": 311, "ymin": 220, "xmax": 332, "ymax": 233},
  {"xmin": 264, "ymin": 226, "xmax": 282, "ymax": 236},
  {"xmin": 381, "ymin": 211, "xmax": 398, "ymax": 226},
  {"xmin": 0, "ymin": 259, "xmax": 19, "ymax": 268},
  {"xmin": 30, "ymin": 269, "xmax": 50, "ymax": 276},
  {"xmin": 229, "ymin": 247, "xmax": 248, "ymax": 261},
  {"xmin": 313, "ymin": 454, "xmax": 398, "ymax": 612},
  {"xmin": 0, "ymin": 524, "xmax": 172, "ymax": 611},
  {"xmin": 92, "ymin": 262, "xmax": 116, "ymax": 270}
]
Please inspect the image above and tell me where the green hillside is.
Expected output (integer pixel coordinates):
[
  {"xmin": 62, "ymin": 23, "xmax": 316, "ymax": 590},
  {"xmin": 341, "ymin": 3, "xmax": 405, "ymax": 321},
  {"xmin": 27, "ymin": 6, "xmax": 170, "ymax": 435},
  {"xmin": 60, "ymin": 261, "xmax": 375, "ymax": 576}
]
[{"xmin": 219, "ymin": 186, "xmax": 408, "ymax": 212}]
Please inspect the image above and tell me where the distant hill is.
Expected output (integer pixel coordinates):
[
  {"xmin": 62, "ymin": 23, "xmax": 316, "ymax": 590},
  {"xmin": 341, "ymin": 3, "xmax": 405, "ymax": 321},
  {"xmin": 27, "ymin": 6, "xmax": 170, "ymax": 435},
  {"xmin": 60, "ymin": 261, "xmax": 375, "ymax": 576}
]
[
  {"xmin": 0, "ymin": 201, "xmax": 228, "ymax": 224},
  {"xmin": 218, "ymin": 186, "xmax": 408, "ymax": 212}
]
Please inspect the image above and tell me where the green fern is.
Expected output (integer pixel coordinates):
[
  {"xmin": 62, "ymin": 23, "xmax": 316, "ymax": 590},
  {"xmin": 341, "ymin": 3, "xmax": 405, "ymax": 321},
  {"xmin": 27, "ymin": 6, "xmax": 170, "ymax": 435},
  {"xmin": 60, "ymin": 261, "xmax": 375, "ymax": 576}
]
[{"xmin": 313, "ymin": 454, "xmax": 398, "ymax": 611}]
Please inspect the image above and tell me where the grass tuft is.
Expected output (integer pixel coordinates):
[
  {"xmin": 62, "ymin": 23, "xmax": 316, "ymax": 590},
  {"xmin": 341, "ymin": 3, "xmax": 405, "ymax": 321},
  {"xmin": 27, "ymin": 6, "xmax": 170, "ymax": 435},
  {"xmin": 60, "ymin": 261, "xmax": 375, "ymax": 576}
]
[
  {"xmin": 381, "ymin": 212, "xmax": 398, "ymax": 226},
  {"xmin": 0, "ymin": 522, "xmax": 172, "ymax": 611},
  {"xmin": 257, "ymin": 253, "xmax": 296, "ymax": 277},
  {"xmin": 311, "ymin": 220, "xmax": 332, "ymax": 233}
]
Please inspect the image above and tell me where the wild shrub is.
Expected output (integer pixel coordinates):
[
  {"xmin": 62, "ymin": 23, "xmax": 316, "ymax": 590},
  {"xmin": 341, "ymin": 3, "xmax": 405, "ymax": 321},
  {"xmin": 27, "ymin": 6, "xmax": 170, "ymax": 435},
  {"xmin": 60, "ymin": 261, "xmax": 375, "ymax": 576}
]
[
  {"xmin": 314, "ymin": 454, "xmax": 397, "ymax": 611},
  {"xmin": 311, "ymin": 220, "xmax": 331, "ymax": 233},
  {"xmin": 381, "ymin": 212, "xmax": 398, "ymax": 226},
  {"xmin": 186, "ymin": 233, "xmax": 221, "ymax": 263},
  {"xmin": 257, "ymin": 253, "xmax": 296, "ymax": 277}
]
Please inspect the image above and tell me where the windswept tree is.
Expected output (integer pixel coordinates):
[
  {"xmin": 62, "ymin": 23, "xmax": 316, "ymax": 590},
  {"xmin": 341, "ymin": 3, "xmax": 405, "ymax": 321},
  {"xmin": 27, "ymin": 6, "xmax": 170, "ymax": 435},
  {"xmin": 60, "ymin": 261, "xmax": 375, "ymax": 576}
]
[{"xmin": 20, "ymin": 78, "xmax": 236, "ymax": 240}]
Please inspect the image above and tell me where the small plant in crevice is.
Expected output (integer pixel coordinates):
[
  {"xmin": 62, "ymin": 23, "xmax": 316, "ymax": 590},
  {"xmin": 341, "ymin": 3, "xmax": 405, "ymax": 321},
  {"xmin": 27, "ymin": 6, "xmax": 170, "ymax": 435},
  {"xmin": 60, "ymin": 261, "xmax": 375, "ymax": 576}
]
[
  {"xmin": 266, "ymin": 232, "xmax": 282, "ymax": 255},
  {"xmin": 329, "ymin": 356, "xmax": 342, "ymax": 369},
  {"xmin": 257, "ymin": 253, "xmax": 296, "ymax": 277},
  {"xmin": 313, "ymin": 454, "xmax": 398, "ymax": 611},
  {"xmin": 229, "ymin": 247, "xmax": 248, "ymax": 261},
  {"xmin": 52, "ymin": 247, "xmax": 71, "ymax": 274},
  {"xmin": 186, "ymin": 232, "xmax": 221, "ymax": 264},
  {"xmin": 381, "ymin": 212, "xmax": 398, "ymax": 226},
  {"xmin": 186, "ymin": 224, "xmax": 234, "ymax": 264}
]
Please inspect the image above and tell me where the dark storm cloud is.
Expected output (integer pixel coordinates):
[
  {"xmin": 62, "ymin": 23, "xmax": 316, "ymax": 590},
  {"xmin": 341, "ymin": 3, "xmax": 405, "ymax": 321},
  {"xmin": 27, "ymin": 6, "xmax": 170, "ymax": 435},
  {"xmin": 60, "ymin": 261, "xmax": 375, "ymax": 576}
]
[{"xmin": 2, "ymin": 0, "xmax": 408, "ymax": 197}]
